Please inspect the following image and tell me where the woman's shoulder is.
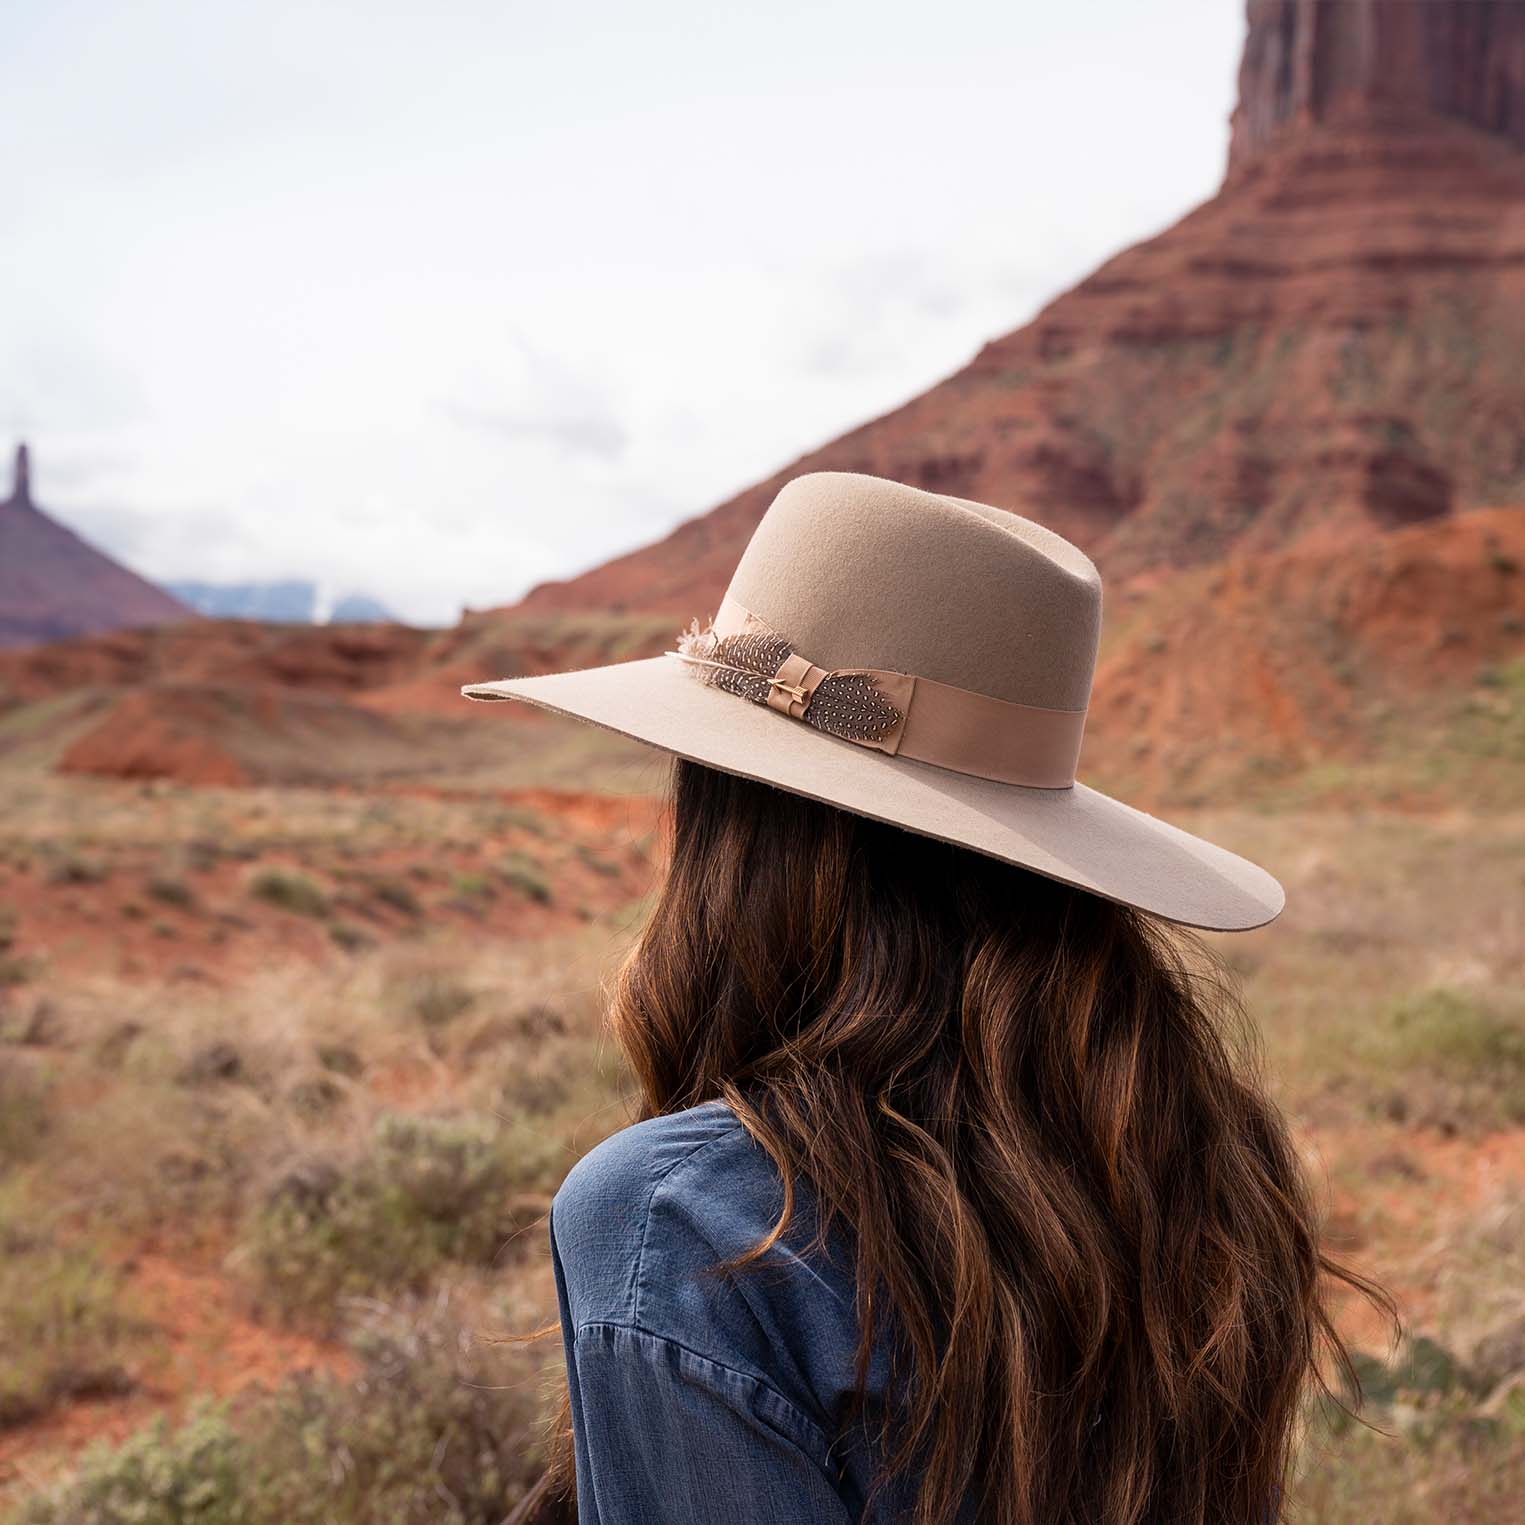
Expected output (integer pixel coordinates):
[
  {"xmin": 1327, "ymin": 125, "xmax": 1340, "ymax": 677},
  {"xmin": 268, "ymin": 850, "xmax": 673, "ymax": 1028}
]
[
  {"xmin": 551, "ymin": 1101, "xmax": 869, "ymax": 1451},
  {"xmin": 551, "ymin": 1100, "xmax": 786, "ymax": 1330},
  {"xmin": 554, "ymin": 1100, "xmax": 753, "ymax": 1220}
]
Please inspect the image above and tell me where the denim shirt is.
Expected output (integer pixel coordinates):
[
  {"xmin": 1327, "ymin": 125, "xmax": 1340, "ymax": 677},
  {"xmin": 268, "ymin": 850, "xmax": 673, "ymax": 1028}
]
[
  {"xmin": 550, "ymin": 1101, "xmax": 1275, "ymax": 1524},
  {"xmin": 549, "ymin": 1100, "xmax": 903, "ymax": 1524}
]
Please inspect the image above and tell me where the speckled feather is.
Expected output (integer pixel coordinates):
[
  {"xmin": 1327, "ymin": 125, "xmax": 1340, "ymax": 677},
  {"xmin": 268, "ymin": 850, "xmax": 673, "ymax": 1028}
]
[{"xmin": 676, "ymin": 619, "xmax": 902, "ymax": 745}]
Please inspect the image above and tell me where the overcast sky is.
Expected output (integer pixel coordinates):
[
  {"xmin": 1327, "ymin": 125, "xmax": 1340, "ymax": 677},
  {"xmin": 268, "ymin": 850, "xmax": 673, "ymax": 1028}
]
[{"xmin": 3, "ymin": 0, "xmax": 1244, "ymax": 626}]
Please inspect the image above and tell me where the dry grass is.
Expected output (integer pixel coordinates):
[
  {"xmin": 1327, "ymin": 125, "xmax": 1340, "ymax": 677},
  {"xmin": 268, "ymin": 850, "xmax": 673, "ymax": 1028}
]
[
  {"xmin": 0, "ymin": 917, "xmax": 631, "ymax": 1510},
  {"xmin": 1, "ymin": 924, "xmax": 629, "ymax": 1249},
  {"xmin": 1, "ymin": 783, "xmax": 1522, "ymax": 1519},
  {"xmin": 0, "ymin": 1190, "xmax": 151, "ymax": 1431},
  {"xmin": 15, "ymin": 1286, "xmax": 555, "ymax": 1525}
]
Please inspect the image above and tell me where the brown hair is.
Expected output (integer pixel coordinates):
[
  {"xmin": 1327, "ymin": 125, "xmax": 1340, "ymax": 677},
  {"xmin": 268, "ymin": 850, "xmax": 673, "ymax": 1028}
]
[{"xmin": 542, "ymin": 759, "xmax": 1387, "ymax": 1524}]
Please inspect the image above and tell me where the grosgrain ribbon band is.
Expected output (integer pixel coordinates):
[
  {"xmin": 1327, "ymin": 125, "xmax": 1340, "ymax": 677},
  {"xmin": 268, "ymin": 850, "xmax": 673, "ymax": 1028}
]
[{"xmin": 673, "ymin": 597, "xmax": 1087, "ymax": 790}]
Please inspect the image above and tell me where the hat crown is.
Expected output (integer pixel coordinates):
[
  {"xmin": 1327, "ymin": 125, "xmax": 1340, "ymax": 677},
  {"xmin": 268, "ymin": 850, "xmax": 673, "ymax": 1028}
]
[{"xmin": 724, "ymin": 473, "xmax": 1101, "ymax": 712}]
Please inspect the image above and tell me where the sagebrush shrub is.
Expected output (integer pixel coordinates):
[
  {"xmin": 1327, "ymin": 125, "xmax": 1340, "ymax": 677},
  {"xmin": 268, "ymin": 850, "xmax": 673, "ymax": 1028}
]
[
  {"xmin": 0, "ymin": 1189, "xmax": 148, "ymax": 1430},
  {"xmin": 241, "ymin": 1113, "xmax": 517, "ymax": 1324},
  {"xmin": 19, "ymin": 1295, "xmax": 548, "ymax": 1525}
]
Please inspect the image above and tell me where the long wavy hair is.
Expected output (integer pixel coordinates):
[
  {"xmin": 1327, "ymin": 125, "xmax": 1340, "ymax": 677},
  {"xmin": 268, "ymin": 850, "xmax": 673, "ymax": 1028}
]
[{"xmin": 535, "ymin": 759, "xmax": 1387, "ymax": 1524}]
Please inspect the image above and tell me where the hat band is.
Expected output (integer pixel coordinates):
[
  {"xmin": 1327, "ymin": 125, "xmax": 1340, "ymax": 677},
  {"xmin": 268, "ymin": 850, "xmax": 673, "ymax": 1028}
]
[{"xmin": 668, "ymin": 597, "xmax": 1086, "ymax": 790}]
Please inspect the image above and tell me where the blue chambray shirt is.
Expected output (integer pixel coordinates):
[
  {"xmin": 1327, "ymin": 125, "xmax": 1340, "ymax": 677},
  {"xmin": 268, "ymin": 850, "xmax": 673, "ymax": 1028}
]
[
  {"xmin": 550, "ymin": 1099, "xmax": 1275, "ymax": 1524},
  {"xmin": 549, "ymin": 1099, "xmax": 906, "ymax": 1523}
]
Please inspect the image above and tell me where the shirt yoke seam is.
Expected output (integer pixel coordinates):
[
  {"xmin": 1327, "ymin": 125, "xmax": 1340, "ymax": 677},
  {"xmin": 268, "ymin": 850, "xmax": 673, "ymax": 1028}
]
[{"xmin": 628, "ymin": 1117, "xmax": 747, "ymax": 1325}]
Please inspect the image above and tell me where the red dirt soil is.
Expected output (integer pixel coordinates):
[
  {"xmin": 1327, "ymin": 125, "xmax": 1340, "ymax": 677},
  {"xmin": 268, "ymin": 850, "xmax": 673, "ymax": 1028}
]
[
  {"xmin": 0, "ymin": 619, "xmax": 435, "ymax": 709},
  {"xmin": 1082, "ymin": 506, "xmax": 1525, "ymax": 801},
  {"xmin": 0, "ymin": 790, "xmax": 659, "ymax": 987},
  {"xmin": 0, "ymin": 1252, "xmax": 350, "ymax": 1496},
  {"xmin": 5, "ymin": 507, "xmax": 1518, "ymax": 804},
  {"xmin": 1314, "ymin": 1122, "xmax": 1525, "ymax": 1352}
]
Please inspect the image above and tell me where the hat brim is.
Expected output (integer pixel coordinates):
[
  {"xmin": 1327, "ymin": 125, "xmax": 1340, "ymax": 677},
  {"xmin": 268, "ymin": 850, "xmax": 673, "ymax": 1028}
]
[{"xmin": 463, "ymin": 658, "xmax": 1283, "ymax": 932}]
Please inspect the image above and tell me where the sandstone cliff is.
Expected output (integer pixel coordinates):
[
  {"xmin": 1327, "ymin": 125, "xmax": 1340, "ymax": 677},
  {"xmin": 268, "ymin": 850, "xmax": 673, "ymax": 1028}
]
[{"xmin": 515, "ymin": 0, "xmax": 1525, "ymax": 617}]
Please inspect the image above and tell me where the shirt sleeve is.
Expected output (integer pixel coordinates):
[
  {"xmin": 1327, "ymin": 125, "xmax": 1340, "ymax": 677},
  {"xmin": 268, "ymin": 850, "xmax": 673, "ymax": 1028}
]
[{"xmin": 552, "ymin": 1233, "xmax": 854, "ymax": 1525}]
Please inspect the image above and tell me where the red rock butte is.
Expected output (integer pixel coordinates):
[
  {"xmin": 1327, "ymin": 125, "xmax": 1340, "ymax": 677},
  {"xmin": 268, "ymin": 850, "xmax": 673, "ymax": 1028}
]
[
  {"xmin": 0, "ymin": 443, "xmax": 191, "ymax": 647},
  {"xmin": 514, "ymin": 0, "xmax": 1525, "ymax": 617},
  {"xmin": 0, "ymin": 3, "xmax": 1521, "ymax": 812}
]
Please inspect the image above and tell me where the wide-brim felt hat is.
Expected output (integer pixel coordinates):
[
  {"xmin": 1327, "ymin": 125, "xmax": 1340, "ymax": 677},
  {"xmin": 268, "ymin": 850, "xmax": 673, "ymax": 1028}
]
[{"xmin": 463, "ymin": 473, "xmax": 1283, "ymax": 931}]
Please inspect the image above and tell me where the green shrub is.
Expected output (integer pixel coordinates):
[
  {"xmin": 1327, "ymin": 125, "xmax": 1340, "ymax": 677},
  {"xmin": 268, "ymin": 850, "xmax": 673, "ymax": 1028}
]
[
  {"xmin": 369, "ymin": 876, "xmax": 422, "ymax": 916},
  {"xmin": 175, "ymin": 1041, "xmax": 244, "ymax": 1087},
  {"xmin": 328, "ymin": 919, "xmax": 372, "ymax": 952},
  {"xmin": 1336, "ymin": 1335, "xmax": 1485, "ymax": 1414},
  {"xmin": 147, "ymin": 874, "xmax": 196, "ymax": 910},
  {"xmin": 241, "ymin": 1114, "xmax": 517, "ymax": 1324},
  {"xmin": 1299, "ymin": 1331, "xmax": 1525, "ymax": 1519},
  {"xmin": 497, "ymin": 852, "xmax": 551, "ymax": 905},
  {"xmin": 576, "ymin": 845, "xmax": 620, "ymax": 879},
  {"xmin": 48, "ymin": 853, "xmax": 108, "ymax": 886},
  {"xmin": 315, "ymin": 1044, "xmax": 363, "ymax": 1077},
  {"xmin": 1385, "ymin": 990, "xmax": 1525, "ymax": 1088},
  {"xmin": 245, "ymin": 1294, "xmax": 548, "ymax": 1523},
  {"xmin": 0, "ymin": 1192, "xmax": 148, "ymax": 1429},
  {"xmin": 0, "ymin": 952, "xmax": 36, "ymax": 988},
  {"xmin": 1298, "ymin": 1398, "xmax": 1525, "ymax": 1523},
  {"xmin": 1357, "ymin": 988, "xmax": 1525, "ymax": 1130},
  {"xmin": 18, "ymin": 1404, "xmax": 244, "ymax": 1523},
  {"xmin": 396, "ymin": 970, "xmax": 475, "ymax": 1029},
  {"xmin": 0, "ymin": 997, "xmax": 63, "ymax": 1047},
  {"xmin": 18, "ymin": 1295, "xmax": 548, "ymax": 1525},
  {"xmin": 494, "ymin": 806, "xmax": 549, "ymax": 837},
  {"xmin": 0, "ymin": 1058, "xmax": 50, "ymax": 1167},
  {"xmin": 285, "ymin": 1074, "xmax": 344, "ymax": 1116},
  {"xmin": 245, "ymin": 866, "xmax": 330, "ymax": 918},
  {"xmin": 183, "ymin": 839, "xmax": 225, "ymax": 873}
]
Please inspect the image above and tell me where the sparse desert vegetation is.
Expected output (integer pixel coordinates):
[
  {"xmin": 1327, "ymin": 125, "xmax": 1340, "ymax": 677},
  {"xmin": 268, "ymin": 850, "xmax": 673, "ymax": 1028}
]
[
  {"xmin": 15, "ymin": 1291, "xmax": 551, "ymax": 1525},
  {"xmin": 0, "ymin": 908, "xmax": 630, "ymax": 1516},
  {"xmin": 0, "ymin": 758, "xmax": 655, "ymax": 1516},
  {"xmin": 0, "ymin": 722, "xmax": 1522, "ymax": 1520},
  {"xmin": 0, "ymin": 1197, "xmax": 147, "ymax": 1432}
]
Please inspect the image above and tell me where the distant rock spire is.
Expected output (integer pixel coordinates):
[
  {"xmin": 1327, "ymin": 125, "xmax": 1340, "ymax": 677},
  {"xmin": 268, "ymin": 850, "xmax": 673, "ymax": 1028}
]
[
  {"xmin": 9, "ymin": 443, "xmax": 30, "ymax": 507},
  {"xmin": 1228, "ymin": 0, "xmax": 1525, "ymax": 176}
]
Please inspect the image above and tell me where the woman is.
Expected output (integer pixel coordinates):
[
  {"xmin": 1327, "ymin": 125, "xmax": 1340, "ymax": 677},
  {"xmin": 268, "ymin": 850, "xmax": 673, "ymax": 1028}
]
[{"xmin": 465, "ymin": 474, "xmax": 1382, "ymax": 1524}]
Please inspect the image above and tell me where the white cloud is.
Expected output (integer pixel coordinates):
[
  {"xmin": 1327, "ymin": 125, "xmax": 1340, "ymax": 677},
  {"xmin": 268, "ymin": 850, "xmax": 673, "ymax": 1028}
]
[
  {"xmin": 1, "ymin": 0, "xmax": 1243, "ymax": 626},
  {"xmin": 440, "ymin": 338, "xmax": 628, "ymax": 463}
]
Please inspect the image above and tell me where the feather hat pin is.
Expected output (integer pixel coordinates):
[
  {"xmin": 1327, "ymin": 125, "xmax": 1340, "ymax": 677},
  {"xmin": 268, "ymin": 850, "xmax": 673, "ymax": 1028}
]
[{"xmin": 674, "ymin": 619, "xmax": 903, "ymax": 745}]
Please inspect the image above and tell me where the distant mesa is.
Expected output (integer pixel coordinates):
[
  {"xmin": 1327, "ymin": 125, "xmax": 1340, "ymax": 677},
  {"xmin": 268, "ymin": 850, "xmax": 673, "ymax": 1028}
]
[
  {"xmin": 513, "ymin": 0, "xmax": 1525, "ymax": 618},
  {"xmin": 0, "ymin": 442, "xmax": 193, "ymax": 648},
  {"xmin": 0, "ymin": 443, "xmax": 396, "ymax": 649},
  {"xmin": 167, "ymin": 579, "xmax": 399, "ymax": 626},
  {"xmin": 168, "ymin": 578, "xmax": 321, "ymax": 623}
]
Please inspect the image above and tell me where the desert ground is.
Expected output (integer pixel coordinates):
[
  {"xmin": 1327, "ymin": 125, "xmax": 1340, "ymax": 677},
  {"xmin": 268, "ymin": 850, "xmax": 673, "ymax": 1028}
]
[{"xmin": 0, "ymin": 668, "xmax": 1521, "ymax": 1523}]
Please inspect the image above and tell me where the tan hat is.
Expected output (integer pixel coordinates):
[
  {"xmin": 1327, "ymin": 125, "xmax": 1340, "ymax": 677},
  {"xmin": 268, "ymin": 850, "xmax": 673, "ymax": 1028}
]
[{"xmin": 463, "ymin": 473, "xmax": 1283, "ymax": 931}]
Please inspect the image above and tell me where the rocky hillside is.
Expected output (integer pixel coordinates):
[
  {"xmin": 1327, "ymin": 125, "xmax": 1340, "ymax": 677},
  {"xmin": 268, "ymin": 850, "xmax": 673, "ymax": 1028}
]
[
  {"xmin": 3, "ymin": 2, "xmax": 1523, "ymax": 812},
  {"xmin": 515, "ymin": 0, "xmax": 1525, "ymax": 617}
]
